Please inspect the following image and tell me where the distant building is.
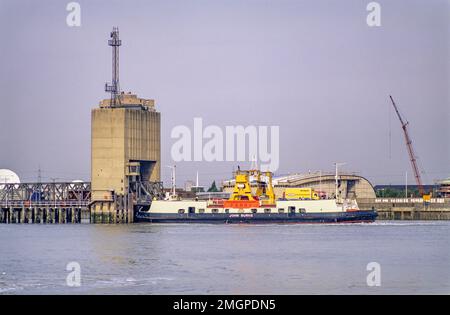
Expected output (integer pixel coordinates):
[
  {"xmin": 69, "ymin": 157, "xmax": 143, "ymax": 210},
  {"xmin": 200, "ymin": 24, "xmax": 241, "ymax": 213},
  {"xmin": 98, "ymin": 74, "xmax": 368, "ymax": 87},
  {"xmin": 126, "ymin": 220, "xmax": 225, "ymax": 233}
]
[
  {"xmin": 184, "ymin": 180, "xmax": 205, "ymax": 193},
  {"xmin": 191, "ymin": 186, "xmax": 205, "ymax": 193},
  {"xmin": 437, "ymin": 177, "xmax": 450, "ymax": 198},
  {"xmin": 184, "ymin": 180, "xmax": 195, "ymax": 192}
]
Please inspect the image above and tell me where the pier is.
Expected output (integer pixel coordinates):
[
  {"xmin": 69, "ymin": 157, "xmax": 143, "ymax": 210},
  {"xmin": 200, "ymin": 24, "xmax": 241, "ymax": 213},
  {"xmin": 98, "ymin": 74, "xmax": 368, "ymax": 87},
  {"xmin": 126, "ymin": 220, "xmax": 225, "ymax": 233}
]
[
  {"xmin": 0, "ymin": 182, "xmax": 91, "ymax": 224},
  {"xmin": 357, "ymin": 198, "xmax": 450, "ymax": 220},
  {"xmin": 0, "ymin": 181, "xmax": 164, "ymax": 224}
]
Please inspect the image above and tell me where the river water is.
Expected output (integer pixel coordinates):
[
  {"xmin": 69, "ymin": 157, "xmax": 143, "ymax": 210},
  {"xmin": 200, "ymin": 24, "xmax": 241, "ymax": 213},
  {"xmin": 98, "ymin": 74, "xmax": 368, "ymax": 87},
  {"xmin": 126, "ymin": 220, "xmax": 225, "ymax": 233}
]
[{"xmin": 0, "ymin": 221, "xmax": 449, "ymax": 294}]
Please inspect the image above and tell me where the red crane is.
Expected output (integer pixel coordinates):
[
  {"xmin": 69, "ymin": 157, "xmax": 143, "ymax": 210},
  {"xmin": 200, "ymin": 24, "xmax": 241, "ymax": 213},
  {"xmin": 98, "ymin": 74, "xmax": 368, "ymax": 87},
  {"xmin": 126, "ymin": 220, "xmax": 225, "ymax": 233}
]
[{"xmin": 389, "ymin": 95, "xmax": 424, "ymax": 196}]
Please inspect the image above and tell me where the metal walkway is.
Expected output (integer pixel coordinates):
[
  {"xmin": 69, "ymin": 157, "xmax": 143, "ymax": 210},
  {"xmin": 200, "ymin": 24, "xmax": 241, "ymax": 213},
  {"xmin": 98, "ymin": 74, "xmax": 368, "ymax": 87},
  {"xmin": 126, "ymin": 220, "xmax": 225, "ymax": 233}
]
[
  {"xmin": 0, "ymin": 182, "xmax": 91, "ymax": 223},
  {"xmin": 0, "ymin": 181, "xmax": 164, "ymax": 223}
]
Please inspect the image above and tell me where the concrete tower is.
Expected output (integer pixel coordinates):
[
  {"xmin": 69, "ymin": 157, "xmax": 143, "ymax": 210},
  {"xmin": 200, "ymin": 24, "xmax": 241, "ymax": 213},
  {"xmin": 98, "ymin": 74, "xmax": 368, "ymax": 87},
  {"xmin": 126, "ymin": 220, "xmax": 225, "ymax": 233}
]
[{"xmin": 90, "ymin": 28, "xmax": 161, "ymax": 223}]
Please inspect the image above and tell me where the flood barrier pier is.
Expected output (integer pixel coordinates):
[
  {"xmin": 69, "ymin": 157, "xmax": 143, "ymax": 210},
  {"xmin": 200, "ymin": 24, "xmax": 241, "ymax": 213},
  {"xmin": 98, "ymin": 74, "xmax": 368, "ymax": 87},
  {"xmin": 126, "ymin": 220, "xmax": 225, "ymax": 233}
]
[
  {"xmin": 357, "ymin": 198, "xmax": 450, "ymax": 220},
  {"xmin": 0, "ymin": 181, "xmax": 163, "ymax": 224},
  {"xmin": 0, "ymin": 182, "xmax": 91, "ymax": 224}
]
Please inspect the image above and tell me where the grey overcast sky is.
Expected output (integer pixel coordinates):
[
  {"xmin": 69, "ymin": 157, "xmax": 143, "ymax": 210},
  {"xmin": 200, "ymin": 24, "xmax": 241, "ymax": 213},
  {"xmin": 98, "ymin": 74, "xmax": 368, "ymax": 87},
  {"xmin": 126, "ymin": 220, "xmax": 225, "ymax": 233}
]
[{"xmin": 0, "ymin": 0, "xmax": 449, "ymax": 187}]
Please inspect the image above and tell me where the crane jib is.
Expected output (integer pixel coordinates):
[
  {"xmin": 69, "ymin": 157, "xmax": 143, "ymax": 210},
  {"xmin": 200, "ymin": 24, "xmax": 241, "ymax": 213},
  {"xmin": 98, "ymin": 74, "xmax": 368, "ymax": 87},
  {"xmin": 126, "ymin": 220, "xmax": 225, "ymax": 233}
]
[{"xmin": 389, "ymin": 95, "xmax": 425, "ymax": 196}]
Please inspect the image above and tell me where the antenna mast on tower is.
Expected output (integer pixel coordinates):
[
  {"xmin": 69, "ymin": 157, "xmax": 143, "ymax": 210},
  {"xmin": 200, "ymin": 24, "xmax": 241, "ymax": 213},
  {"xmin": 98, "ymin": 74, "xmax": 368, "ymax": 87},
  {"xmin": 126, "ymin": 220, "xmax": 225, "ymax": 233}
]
[{"xmin": 105, "ymin": 27, "xmax": 122, "ymax": 107}]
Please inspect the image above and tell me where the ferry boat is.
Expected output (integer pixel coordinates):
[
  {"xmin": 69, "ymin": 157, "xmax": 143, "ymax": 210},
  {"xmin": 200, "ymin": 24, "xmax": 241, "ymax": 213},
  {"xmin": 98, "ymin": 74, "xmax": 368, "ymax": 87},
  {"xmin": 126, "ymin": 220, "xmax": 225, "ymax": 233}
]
[{"xmin": 136, "ymin": 169, "xmax": 377, "ymax": 224}]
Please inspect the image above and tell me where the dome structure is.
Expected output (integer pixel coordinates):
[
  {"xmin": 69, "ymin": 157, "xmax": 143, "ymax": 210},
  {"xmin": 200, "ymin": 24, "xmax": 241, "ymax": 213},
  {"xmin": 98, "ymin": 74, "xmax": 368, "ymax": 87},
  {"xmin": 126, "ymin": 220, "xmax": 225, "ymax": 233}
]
[{"xmin": 0, "ymin": 169, "xmax": 20, "ymax": 184}]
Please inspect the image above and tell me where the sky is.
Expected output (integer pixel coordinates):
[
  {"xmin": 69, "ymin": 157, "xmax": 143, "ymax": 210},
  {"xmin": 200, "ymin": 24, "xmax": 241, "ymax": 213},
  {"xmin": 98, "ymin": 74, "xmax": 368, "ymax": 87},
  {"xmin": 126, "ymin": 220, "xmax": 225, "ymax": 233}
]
[{"xmin": 0, "ymin": 0, "xmax": 449, "ymax": 187}]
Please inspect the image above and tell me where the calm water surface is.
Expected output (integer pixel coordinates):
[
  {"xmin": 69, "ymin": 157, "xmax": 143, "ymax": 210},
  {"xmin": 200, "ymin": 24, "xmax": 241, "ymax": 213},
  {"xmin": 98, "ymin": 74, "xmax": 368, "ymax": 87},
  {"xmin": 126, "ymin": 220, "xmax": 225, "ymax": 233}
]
[{"xmin": 0, "ymin": 221, "xmax": 449, "ymax": 294}]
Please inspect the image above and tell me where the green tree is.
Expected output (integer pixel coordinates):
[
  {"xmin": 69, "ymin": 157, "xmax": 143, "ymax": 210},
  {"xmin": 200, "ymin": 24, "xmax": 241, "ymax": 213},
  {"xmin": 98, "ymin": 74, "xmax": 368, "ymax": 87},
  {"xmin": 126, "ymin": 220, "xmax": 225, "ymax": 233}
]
[
  {"xmin": 207, "ymin": 181, "xmax": 219, "ymax": 192},
  {"xmin": 376, "ymin": 187, "xmax": 420, "ymax": 198}
]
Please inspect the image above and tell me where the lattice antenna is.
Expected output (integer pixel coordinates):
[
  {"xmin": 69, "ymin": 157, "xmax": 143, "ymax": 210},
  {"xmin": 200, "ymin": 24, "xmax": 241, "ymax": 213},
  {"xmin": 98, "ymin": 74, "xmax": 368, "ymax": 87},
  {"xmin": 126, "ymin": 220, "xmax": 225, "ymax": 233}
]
[
  {"xmin": 105, "ymin": 27, "xmax": 122, "ymax": 107},
  {"xmin": 37, "ymin": 165, "xmax": 42, "ymax": 183}
]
